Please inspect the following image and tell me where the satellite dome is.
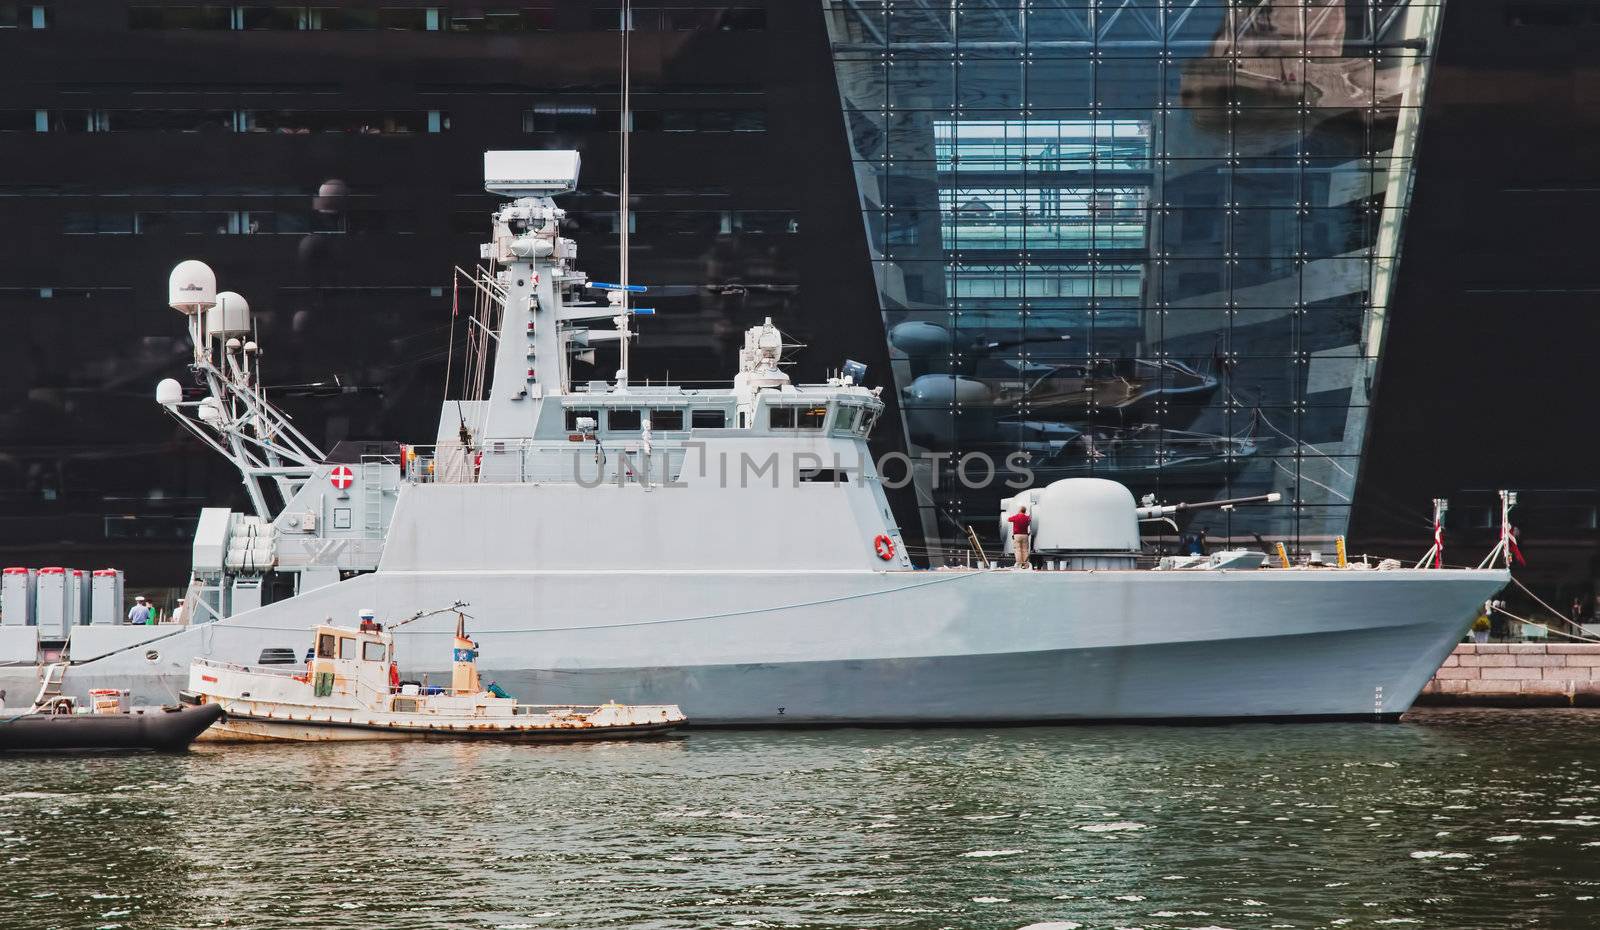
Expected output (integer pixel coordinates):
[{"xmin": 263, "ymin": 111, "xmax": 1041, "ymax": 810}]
[
  {"xmin": 208, "ymin": 291, "xmax": 251, "ymax": 337},
  {"xmin": 168, "ymin": 260, "xmax": 217, "ymax": 314},
  {"xmin": 155, "ymin": 378, "xmax": 182, "ymax": 406}
]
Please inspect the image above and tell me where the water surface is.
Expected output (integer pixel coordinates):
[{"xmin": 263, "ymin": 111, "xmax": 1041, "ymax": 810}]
[{"xmin": 3, "ymin": 709, "xmax": 1598, "ymax": 929}]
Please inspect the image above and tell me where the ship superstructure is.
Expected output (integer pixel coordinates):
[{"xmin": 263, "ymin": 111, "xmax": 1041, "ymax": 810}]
[{"xmin": 0, "ymin": 151, "xmax": 1509, "ymax": 723}]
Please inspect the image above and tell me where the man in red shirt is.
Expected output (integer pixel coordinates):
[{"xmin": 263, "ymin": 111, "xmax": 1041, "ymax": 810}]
[{"xmin": 1008, "ymin": 506, "xmax": 1032, "ymax": 570}]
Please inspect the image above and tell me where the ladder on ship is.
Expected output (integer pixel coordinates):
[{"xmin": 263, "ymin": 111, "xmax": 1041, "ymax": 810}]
[
  {"xmin": 33, "ymin": 662, "xmax": 67, "ymax": 708},
  {"xmin": 361, "ymin": 460, "xmax": 386, "ymax": 539}
]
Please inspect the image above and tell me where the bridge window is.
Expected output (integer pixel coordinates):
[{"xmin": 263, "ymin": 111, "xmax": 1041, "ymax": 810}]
[
  {"xmin": 690, "ymin": 409, "xmax": 725, "ymax": 429},
  {"xmin": 649, "ymin": 409, "xmax": 684, "ymax": 431},
  {"xmin": 338, "ymin": 637, "xmax": 356, "ymax": 659},
  {"xmin": 363, "ymin": 641, "xmax": 388, "ymax": 662},
  {"xmin": 608, "ymin": 408, "xmax": 642, "ymax": 431},
  {"xmin": 316, "ymin": 633, "xmax": 335, "ymax": 658},
  {"xmin": 858, "ymin": 408, "xmax": 879, "ymax": 436},
  {"xmin": 565, "ymin": 408, "xmax": 599, "ymax": 431},
  {"xmin": 769, "ymin": 406, "xmax": 826, "ymax": 430}
]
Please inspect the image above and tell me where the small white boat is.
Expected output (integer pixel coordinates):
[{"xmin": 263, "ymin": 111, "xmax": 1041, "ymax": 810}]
[{"xmin": 186, "ymin": 605, "xmax": 685, "ymax": 742}]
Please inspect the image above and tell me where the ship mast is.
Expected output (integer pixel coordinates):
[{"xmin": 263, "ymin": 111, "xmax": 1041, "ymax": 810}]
[{"xmin": 615, "ymin": 0, "xmax": 633, "ymax": 388}]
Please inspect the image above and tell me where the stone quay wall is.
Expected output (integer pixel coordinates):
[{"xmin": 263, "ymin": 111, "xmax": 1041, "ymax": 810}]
[{"xmin": 1416, "ymin": 644, "xmax": 1600, "ymax": 707}]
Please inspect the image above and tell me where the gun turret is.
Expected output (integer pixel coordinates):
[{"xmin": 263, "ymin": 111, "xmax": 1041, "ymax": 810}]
[{"xmin": 1135, "ymin": 492, "xmax": 1282, "ymax": 520}]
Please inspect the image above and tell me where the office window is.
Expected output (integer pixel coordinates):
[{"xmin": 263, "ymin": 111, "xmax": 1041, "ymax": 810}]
[
  {"xmin": 594, "ymin": 8, "xmax": 766, "ymax": 32},
  {"xmin": 238, "ymin": 6, "xmax": 298, "ymax": 29},
  {"xmin": 450, "ymin": 8, "xmax": 554, "ymax": 32},
  {"xmin": 0, "ymin": 3, "xmax": 45, "ymax": 28},
  {"xmin": 129, "ymin": 5, "xmax": 231, "ymax": 29}
]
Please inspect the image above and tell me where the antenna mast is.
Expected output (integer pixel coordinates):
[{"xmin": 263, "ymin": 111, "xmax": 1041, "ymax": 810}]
[{"xmin": 616, "ymin": 0, "xmax": 633, "ymax": 387}]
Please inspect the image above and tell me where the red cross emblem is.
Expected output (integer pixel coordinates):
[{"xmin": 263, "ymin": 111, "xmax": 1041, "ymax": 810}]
[{"xmin": 329, "ymin": 465, "xmax": 354, "ymax": 490}]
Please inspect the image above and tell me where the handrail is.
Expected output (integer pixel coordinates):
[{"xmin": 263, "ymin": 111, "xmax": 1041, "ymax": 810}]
[{"xmin": 193, "ymin": 657, "xmax": 304, "ymax": 678}]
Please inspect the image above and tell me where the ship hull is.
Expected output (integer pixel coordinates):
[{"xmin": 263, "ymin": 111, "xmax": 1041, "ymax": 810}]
[
  {"xmin": 199, "ymin": 715, "xmax": 683, "ymax": 742},
  {"xmin": 1, "ymin": 568, "xmax": 1508, "ymax": 724}
]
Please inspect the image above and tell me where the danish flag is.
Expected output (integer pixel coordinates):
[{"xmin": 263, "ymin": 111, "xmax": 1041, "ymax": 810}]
[{"xmin": 329, "ymin": 465, "xmax": 354, "ymax": 490}]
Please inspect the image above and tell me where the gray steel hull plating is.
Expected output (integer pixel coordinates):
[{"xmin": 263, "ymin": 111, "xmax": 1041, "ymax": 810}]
[{"xmin": 3, "ymin": 567, "xmax": 1508, "ymax": 724}]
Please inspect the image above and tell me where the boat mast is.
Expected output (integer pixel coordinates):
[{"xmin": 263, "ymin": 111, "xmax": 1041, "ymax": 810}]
[{"xmin": 616, "ymin": 0, "xmax": 633, "ymax": 388}]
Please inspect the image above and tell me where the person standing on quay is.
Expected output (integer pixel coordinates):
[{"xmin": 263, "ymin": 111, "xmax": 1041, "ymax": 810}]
[
  {"xmin": 126, "ymin": 595, "xmax": 151, "ymax": 625},
  {"xmin": 1008, "ymin": 506, "xmax": 1033, "ymax": 570}
]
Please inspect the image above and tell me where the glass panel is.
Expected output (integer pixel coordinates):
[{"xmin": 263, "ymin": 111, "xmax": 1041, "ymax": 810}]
[{"xmin": 823, "ymin": 0, "xmax": 1446, "ymax": 553}]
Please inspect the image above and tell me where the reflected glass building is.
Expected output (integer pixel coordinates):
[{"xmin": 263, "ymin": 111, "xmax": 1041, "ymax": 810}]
[{"xmin": 824, "ymin": 0, "xmax": 1442, "ymax": 550}]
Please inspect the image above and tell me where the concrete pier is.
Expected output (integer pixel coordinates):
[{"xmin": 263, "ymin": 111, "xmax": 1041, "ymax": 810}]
[{"xmin": 1416, "ymin": 644, "xmax": 1600, "ymax": 707}]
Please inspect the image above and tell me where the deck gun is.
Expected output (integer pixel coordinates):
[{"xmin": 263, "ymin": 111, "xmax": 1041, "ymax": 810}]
[{"xmin": 1135, "ymin": 491, "xmax": 1282, "ymax": 524}]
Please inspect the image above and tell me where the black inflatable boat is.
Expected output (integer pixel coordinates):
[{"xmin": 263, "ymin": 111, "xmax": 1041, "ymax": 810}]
[{"xmin": 0, "ymin": 702, "xmax": 223, "ymax": 753}]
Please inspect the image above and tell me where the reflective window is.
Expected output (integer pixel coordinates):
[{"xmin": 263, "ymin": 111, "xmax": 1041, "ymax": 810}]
[
  {"xmin": 338, "ymin": 637, "xmax": 356, "ymax": 659},
  {"xmin": 649, "ymin": 409, "xmax": 685, "ymax": 431},
  {"xmin": 823, "ymin": 0, "xmax": 1444, "ymax": 554},
  {"xmin": 363, "ymin": 641, "xmax": 387, "ymax": 662},
  {"xmin": 691, "ymin": 409, "xmax": 726, "ymax": 429}
]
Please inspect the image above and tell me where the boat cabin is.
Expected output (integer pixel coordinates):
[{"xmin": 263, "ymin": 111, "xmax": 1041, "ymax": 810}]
[{"xmin": 307, "ymin": 622, "xmax": 395, "ymax": 699}]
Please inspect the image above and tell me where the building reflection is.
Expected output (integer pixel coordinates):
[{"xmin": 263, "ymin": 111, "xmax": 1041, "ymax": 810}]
[{"xmin": 825, "ymin": 0, "xmax": 1442, "ymax": 553}]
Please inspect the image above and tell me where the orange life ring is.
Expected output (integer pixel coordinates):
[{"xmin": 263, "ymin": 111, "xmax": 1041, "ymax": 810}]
[{"xmin": 874, "ymin": 534, "xmax": 895, "ymax": 561}]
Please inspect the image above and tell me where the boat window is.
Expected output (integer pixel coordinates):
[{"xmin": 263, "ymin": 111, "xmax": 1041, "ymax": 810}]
[
  {"xmin": 564, "ymin": 408, "xmax": 599, "ymax": 431},
  {"xmin": 830, "ymin": 405, "xmax": 859, "ymax": 434},
  {"xmin": 362, "ymin": 641, "xmax": 387, "ymax": 662},
  {"xmin": 649, "ymin": 409, "xmax": 684, "ymax": 431},
  {"xmin": 608, "ymin": 408, "xmax": 642, "ymax": 431},
  {"xmin": 691, "ymin": 409, "xmax": 725, "ymax": 429},
  {"xmin": 316, "ymin": 633, "xmax": 336, "ymax": 658},
  {"xmin": 858, "ymin": 408, "xmax": 879, "ymax": 436},
  {"xmin": 338, "ymin": 637, "xmax": 356, "ymax": 660},
  {"xmin": 770, "ymin": 406, "xmax": 825, "ymax": 429}
]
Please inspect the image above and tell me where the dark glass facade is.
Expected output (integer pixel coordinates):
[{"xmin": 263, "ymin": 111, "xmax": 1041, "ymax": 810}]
[
  {"xmin": 0, "ymin": 1, "xmax": 891, "ymax": 579},
  {"xmin": 1, "ymin": 1, "xmax": 1597, "ymax": 606},
  {"xmin": 824, "ymin": 0, "xmax": 1443, "ymax": 550}
]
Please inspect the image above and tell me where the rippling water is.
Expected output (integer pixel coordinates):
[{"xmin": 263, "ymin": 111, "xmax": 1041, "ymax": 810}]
[{"xmin": 3, "ymin": 709, "xmax": 1600, "ymax": 929}]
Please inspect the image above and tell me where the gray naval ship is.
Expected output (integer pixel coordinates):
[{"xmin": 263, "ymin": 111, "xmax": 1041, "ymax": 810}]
[{"xmin": 0, "ymin": 151, "xmax": 1509, "ymax": 723}]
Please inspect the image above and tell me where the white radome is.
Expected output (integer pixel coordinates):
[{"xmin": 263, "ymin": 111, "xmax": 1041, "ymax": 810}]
[
  {"xmin": 155, "ymin": 378, "xmax": 182, "ymax": 407},
  {"xmin": 208, "ymin": 291, "xmax": 251, "ymax": 337},
  {"xmin": 168, "ymin": 260, "xmax": 217, "ymax": 314}
]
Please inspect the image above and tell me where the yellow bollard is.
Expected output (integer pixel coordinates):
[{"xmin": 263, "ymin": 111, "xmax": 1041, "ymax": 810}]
[
  {"xmin": 1274, "ymin": 541, "xmax": 1290, "ymax": 569},
  {"xmin": 1335, "ymin": 535, "xmax": 1348, "ymax": 568}
]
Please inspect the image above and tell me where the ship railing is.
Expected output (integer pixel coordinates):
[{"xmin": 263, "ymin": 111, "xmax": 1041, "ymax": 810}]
[
  {"xmin": 373, "ymin": 441, "xmax": 549, "ymax": 486},
  {"xmin": 374, "ymin": 441, "xmax": 680, "ymax": 487},
  {"xmin": 192, "ymin": 656, "xmax": 305, "ymax": 678}
]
